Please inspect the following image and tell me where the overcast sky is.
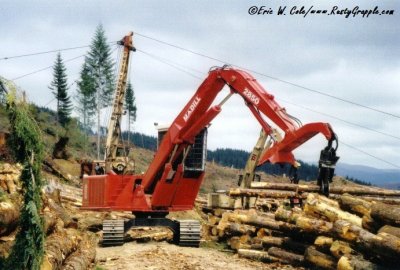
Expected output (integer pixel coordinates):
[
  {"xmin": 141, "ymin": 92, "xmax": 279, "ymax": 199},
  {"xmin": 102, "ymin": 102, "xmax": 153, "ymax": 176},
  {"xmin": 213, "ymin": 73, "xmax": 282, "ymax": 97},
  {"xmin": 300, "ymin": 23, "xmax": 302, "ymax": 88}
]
[{"xmin": 1, "ymin": 0, "xmax": 399, "ymax": 169}]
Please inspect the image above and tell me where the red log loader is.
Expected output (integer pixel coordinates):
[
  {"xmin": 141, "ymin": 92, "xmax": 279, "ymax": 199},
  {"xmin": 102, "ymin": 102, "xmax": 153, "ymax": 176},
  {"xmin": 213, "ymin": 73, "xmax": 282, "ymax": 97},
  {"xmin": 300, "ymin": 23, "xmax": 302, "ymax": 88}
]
[{"xmin": 81, "ymin": 32, "xmax": 339, "ymax": 247}]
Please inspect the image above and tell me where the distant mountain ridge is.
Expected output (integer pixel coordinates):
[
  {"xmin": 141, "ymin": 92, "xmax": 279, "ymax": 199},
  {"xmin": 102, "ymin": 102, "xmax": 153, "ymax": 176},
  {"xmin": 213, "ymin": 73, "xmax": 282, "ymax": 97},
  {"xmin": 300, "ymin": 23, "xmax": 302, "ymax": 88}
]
[{"xmin": 336, "ymin": 163, "xmax": 400, "ymax": 189}]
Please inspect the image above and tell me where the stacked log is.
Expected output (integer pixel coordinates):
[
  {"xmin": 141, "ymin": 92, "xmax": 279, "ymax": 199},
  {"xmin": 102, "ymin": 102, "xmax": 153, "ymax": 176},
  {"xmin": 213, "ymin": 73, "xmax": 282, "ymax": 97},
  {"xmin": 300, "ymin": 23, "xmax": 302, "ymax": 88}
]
[
  {"xmin": 39, "ymin": 198, "xmax": 97, "ymax": 270},
  {"xmin": 250, "ymin": 182, "xmax": 400, "ymax": 197},
  {"xmin": 0, "ymin": 163, "xmax": 22, "ymax": 262},
  {"xmin": 0, "ymin": 163, "xmax": 21, "ymax": 194},
  {"xmin": 41, "ymin": 229, "xmax": 81, "ymax": 270},
  {"xmin": 43, "ymin": 180, "xmax": 83, "ymax": 207},
  {"xmin": 204, "ymin": 182, "xmax": 400, "ymax": 269},
  {"xmin": 0, "ymin": 163, "xmax": 96, "ymax": 270},
  {"xmin": 0, "ymin": 201, "xmax": 20, "ymax": 236},
  {"xmin": 61, "ymin": 234, "xmax": 97, "ymax": 270},
  {"xmin": 203, "ymin": 208, "xmax": 307, "ymax": 267}
]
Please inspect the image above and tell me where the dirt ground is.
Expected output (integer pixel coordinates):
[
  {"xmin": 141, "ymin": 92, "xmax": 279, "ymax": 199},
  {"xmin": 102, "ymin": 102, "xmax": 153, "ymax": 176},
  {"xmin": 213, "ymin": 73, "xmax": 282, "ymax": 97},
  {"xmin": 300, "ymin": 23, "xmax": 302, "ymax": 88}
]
[{"xmin": 96, "ymin": 241, "xmax": 303, "ymax": 270}]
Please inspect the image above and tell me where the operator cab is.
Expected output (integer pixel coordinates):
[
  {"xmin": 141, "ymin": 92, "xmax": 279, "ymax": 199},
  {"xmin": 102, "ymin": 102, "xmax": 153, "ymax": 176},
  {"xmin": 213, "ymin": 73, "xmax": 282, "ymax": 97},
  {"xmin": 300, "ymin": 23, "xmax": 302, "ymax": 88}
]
[
  {"xmin": 116, "ymin": 145, "xmax": 128, "ymax": 157},
  {"xmin": 111, "ymin": 143, "xmax": 135, "ymax": 174},
  {"xmin": 156, "ymin": 124, "xmax": 207, "ymax": 176}
]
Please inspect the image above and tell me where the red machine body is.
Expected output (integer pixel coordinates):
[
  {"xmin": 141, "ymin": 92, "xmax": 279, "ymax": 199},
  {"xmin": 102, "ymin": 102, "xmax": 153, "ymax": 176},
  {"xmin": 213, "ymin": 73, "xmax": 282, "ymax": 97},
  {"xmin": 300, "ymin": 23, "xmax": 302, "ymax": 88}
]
[{"xmin": 82, "ymin": 66, "xmax": 336, "ymax": 213}]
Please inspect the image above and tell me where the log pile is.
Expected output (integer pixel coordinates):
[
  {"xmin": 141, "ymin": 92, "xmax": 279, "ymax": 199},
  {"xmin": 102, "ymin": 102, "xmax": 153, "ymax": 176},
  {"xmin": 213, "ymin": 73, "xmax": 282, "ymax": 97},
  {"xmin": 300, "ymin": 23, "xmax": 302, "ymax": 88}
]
[
  {"xmin": 0, "ymin": 163, "xmax": 22, "ymax": 194},
  {"xmin": 202, "ymin": 180, "xmax": 400, "ymax": 269},
  {"xmin": 39, "ymin": 193, "xmax": 98, "ymax": 270},
  {"xmin": 0, "ymin": 163, "xmax": 22, "ymax": 239},
  {"xmin": 0, "ymin": 163, "xmax": 97, "ymax": 270},
  {"xmin": 44, "ymin": 178, "xmax": 82, "ymax": 207}
]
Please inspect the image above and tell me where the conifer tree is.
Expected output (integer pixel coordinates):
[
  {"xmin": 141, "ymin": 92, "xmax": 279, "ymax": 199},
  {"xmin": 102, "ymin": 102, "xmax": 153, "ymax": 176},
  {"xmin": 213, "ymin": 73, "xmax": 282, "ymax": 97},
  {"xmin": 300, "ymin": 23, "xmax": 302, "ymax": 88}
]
[
  {"xmin": 125, "ymin": 81, "xmax": 137, "ymax": 142},
  {"xmin": 75, "ymin": 60, "xmax": 96, "ymax": 132},
  {"xmin": 49, "ymin": 53, "xmax": 72, "ymax": 126},
  {"xmin": 85, "ymin": 24, "xmax": 115, "ymax": 158},
  {"xmin": 86, "ymin": 24, "xmax": 115, "ymax": 109}
]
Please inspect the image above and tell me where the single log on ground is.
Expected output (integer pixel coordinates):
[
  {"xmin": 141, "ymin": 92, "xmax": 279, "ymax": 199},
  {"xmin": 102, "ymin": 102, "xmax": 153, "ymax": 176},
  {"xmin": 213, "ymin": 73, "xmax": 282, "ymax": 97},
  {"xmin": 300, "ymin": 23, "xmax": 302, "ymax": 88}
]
[
  {"xmin": 42, "ymin": 229, "xmax": 81, "ymax": 270},
  {"xmin": 238, "ymin": 249, "xmax": 280, "ymax": 263},
  {"xmin": 305, "ymin": 193, "xmax": 362, "ymax": 226},
  {"xmin": 378, "ymin": 225, "xmax": 400, "ymax": 238},
  {"xmin": 370, "ymin": 202, "xmax": 400, "ymax": 226},
  {"xmin": 330, "ymin": 240, "xmax": 357, "ymax": 259},
  {"xmin": 47, "ymin": 199, "xmax": 77, "ymax": 229},
  {"xmin": 267, "ymin": 246, "xmax": 305, "ymax": 266},
  {"xmin": 125, "ymin": 227, "xmax": 173, "ymax": 243},
  {"xmin": 61, "ymin": 234, "xmax": 96, "ymax": 270},
  {"xmin": 337, "ymin": 255, "xmax": 382, "ymax": 270},
  {"xmin": 260, "ymin": 236, "xmax": 308, "ymax": 254},
  {"xmin": 333, "ymin": 220, "xmax": 400, "ymax": 259},
  {"xmin": 337, "ymin": 193, "xmax": 372, "ymax": 217},
  {"xmin": 0, "ymin": 201, "xmax": 19, "ymax": 236},
  {"xmin": 229, "ymin": 188, "xmax": 307, "ymax": 199},
  {"xmin": 314, "ymin": 236, "xmax": 333, "ymax": 253},
  {"xmin": 304, "ymin": 246, "xmax": 336, "ymax": 270},
  {"xmin": 251, "ymin": 182, "xmax": 400, "ymax": 196},
  {"xmin": 275, "ymin": 208, "xmax": 333, "ymax": 236}
]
